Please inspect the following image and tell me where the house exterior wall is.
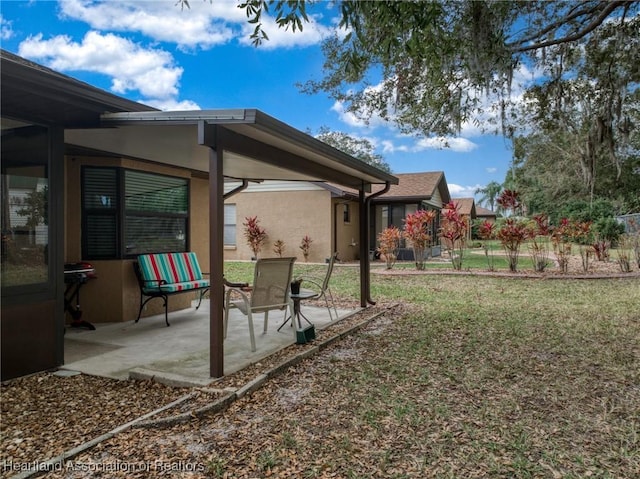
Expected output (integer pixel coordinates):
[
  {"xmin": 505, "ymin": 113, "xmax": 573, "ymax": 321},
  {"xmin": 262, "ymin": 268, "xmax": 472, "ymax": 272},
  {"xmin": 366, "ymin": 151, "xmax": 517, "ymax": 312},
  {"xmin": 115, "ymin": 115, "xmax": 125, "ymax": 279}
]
[
  {"xmin": 332, "ymin": 198, "xmax": 361, "ymax": 261},
  {"xmin": 64, "ymin": 155, "xmax": 209, "ymax": 324},
  {"xmin": 224, "ymin": 183, "xmax": 333, "ymax": 263}
]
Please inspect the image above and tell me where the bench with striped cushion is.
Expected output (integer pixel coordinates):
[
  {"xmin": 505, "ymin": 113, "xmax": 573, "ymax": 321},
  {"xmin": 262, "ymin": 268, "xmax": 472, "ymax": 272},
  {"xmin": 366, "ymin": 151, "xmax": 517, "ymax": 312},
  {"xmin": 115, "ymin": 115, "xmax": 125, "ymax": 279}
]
[{"xmin": 133, "ymin": 252, "xmax": 210, "ymax": 326}]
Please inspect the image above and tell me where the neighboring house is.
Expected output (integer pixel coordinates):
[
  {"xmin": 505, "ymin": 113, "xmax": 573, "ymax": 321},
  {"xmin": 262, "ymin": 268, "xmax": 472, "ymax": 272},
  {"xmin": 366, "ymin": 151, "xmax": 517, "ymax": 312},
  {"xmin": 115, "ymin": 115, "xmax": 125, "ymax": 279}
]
[
  {"xmin": 225, "ymin": 172, "xmax": 451, "ymax": 263},
  {"xmin": 1, "ymin": 50, "xmax": 396, "ymax": 380},
  {"xmin": 452, "ymin": 197, "xmax": 477, "ymax": 241},
  {"xmin": 476, "ymin": 206, "xmax": 498, "ymax": 223},
  {"xmin": 223, "ymin": 181, "xmax": 361, "ymax": 263},
  {"xmin": 370, "ymin": 172, "xmax": 451, "ymax": 259}
]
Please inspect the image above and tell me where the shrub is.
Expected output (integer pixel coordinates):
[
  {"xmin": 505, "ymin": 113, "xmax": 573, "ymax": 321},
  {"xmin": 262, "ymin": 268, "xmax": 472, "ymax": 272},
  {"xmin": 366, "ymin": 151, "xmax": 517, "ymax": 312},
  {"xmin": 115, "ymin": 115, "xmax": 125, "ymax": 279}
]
[
  {"xmin": 439, "ymin": 203, "xmax": 468, "ymax": 271},
  {"xmin": 557, "ymin": 198, "xmax": 615, "ymax": 224},
  {"xmin": 495, "ymin": 218, "xmax": 531, "ymax": 272},
  {"xmin": 404, "ymin": 209, "xmax": 436, "ymax": 270},
  {"xmin": 377, "ymin": 226, "xmax": 403, "ymax": 269},
  {"xmin": 616, "ymin": 235, "xmax": 634, "ymax": 273},
  {"xmin": 243, "ymin": 216, "xmax": 267, "ymax": 259},
  {"xmin": 273, "ymin": 239, "xmax": 285, "ymax": 257},
  {"xmin": 593, "ymin": 217, "xmax": 625, "ymax": 245},
  {"xmin": 477, "ymin": 220, "xmax": 496, "ymax": 271},
  {"xmin": 299, "ymin": 235, "xmax": 313, "ymax": 262},
  {"xmin": 550, "ymin": 218, "xmax": 576, "ymax": 273},
  {"xmin": 496, "ymin": 189, "xmax": 522, "ymax": 217},
  {"xmin": 529, "ymin": 214, "xmax": 551, "ymax": 272},
  {"xmin": 574, "ymin": 221, "xmax": 593, "ymax": 272}
]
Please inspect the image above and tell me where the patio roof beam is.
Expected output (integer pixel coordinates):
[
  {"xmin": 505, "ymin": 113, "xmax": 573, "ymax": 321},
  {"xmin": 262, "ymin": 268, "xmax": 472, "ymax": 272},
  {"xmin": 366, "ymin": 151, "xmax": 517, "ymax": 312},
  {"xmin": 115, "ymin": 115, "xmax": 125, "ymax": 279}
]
[
  {"xmin": 106, "ymin": 109, "xmax": 397, "ymax": 188},
  {"xmin": 199, "ymin": 123, "xmax": 372, "ymax": 191}
]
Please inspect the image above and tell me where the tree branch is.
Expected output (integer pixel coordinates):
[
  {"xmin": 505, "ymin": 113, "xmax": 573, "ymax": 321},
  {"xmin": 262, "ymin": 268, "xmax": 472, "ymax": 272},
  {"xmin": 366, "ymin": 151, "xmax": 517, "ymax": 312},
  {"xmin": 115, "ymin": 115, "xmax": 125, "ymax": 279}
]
[{"xmin": 511, "ymin": 1, "xmax": 631, "ymax": 53}]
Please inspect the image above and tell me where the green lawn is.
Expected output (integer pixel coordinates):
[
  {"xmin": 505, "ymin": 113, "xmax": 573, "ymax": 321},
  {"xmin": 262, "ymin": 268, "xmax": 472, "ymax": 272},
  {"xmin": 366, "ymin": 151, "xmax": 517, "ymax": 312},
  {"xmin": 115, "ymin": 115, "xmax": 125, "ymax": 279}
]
[{"xmin": 215, "ymin": 260, "xmax": 640, "ymax": 478}]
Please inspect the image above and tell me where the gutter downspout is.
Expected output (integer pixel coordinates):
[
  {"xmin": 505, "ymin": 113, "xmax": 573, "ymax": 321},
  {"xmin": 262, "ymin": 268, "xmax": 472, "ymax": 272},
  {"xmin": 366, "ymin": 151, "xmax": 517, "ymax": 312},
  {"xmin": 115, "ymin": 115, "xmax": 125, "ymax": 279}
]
[
  {"xmin": 359, "ymin": 181, "xmax": 391, "ymax": 306},
  {"xmin": 223, "ymin": 179, "xmax": 248, "ymax": 200}
]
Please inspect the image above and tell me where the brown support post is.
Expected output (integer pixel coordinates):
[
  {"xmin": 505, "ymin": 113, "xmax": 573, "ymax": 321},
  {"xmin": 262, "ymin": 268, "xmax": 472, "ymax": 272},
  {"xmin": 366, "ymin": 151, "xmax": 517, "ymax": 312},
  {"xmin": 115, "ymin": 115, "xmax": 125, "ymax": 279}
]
[
  {"xmin": 358, "ymin": 188, "xmax": 368, "ymax": 308},
  {"xmin": 200, "ymin": 122, "xmax": 225, "ymax": 378},
  {"xmin": 359, "ymin": 182, "xmax": 391, "ymax": 307}
]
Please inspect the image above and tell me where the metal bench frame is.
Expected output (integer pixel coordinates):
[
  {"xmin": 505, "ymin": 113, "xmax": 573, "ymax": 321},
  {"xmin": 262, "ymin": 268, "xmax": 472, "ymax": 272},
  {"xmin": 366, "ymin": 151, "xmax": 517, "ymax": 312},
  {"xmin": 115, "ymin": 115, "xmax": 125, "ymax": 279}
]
[{"xmin": 133, "ymin": 253, "xmax": 210, "ymax": 327}]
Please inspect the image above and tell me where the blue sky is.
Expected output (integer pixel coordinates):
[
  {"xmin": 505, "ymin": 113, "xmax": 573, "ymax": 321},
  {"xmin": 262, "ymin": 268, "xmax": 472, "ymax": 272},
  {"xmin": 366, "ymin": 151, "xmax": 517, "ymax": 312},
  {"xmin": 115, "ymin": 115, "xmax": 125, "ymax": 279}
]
[{"xmin": 1, "ymin": 0, "xmax": 517, "ymax": 202}]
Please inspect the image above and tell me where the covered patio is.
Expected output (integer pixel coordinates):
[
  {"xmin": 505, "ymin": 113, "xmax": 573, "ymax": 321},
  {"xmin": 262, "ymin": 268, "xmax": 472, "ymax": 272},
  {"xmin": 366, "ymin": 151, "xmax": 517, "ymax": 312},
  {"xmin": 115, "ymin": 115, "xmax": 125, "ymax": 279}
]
[
  {"xmin": 62, "ymin": 299, "xmax": 358, "ymax": 386},
  {"xmin": 66, "ymin": 108, "xmax": 398, "ymax": 378},
  {"xmin": 1, "ymin": 50, "xmax": 398, "ymax": 380}
]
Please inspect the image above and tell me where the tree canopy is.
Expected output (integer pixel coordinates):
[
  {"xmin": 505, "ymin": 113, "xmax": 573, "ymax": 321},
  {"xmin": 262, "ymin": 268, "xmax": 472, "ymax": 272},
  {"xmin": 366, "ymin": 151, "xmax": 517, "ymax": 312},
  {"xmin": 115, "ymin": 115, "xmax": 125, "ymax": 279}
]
[
  {"xmin": 225, "ymin": 1, "xmax": 638, "ymax": 137},
  {"xmin": 313, "ymin": 126, "xmax": 392, "ymax": 173},
  {"xmin": 183, "ymin": 1, "xmax": 640, "ymax": 216}
]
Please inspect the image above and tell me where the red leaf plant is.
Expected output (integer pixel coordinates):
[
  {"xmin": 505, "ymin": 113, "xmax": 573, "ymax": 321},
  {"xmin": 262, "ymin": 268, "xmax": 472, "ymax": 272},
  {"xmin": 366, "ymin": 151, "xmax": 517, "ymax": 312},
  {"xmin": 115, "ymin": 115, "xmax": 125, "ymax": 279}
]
[
  {"xmin": 478, "ymin": 220, "xmax": 497, "ymax": 271},
  {"xmin": 439, "ymin": 202, "xmax": 468, "ymax": 271},
  {"xmin": 574, "ymin": 221, "xmax": 593, "ymax": 273},
  {"xmin": 377, "ymin": 226, "xmax": 403, "ymax": 270},
  {"xmin": 495, "ymin": 218, "xmax": 532, "ymax": 272},
  {"xmin": 529, "ymin": 214, "xmax": 551, "ymax": 272},
  {"xmin": 273, "ymin": 239, "xmax": 286, "ymax": 257},
  {"xmin": 496, "ymin": 189, "xmax": 522, "ymax": 217},
  {"xmin": 403, "ymin": 209, "xmax": 436, "ymax": 270},
  {"xmin": 243, "ymin": 216, "xmax": 267, "ymax": 259},
  {"xmin": 550, "ymin": 218, "xmax": 576, "ymax": 273},
  {"xmin": 299, "ymin": 235, "xmax": 313, "ymax": 262}
]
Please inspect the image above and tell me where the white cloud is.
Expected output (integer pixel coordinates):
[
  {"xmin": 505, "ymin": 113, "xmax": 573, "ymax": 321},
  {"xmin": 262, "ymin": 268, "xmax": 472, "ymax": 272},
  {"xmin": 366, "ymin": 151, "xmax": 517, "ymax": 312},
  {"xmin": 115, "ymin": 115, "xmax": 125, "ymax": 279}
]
[
  {"xmin": 414, "ymin": 137, "xmax": 478, "ymax": 153},
  {"xmin": 331, "ymin": 101, "xmax": 363, "ymax": 127},
  {"xmin": 373, "ymin": 133, "xmax": 479, "ymax": 154},
  {"xmin": 486, "ymin": 167, "xmax": 498, "ymax": 173},
  {"xmin": 448, "ymin": 183, "xmax": 482, "ymax": 198},
  {"xmin": 1, "ymin": 15, "xmax": 13, "ymax": 40},
  {"xmin": 58, "ymin": 0, "xmax": 330, "ymax": 50},
  {"xmin": 381, "ymin": 140, "xmax": 408, "ymax": 154},
  {"xmin": 59, "ymin": 0, "xmax": 236, "ymax": 50},
  {"xmin": 331, "ymin": 79, "xmax": 397, "ymax": 131},
  {"xmin": 237, "ymin": 12, "xmax": 335, "ymax": 50},
  {"xmin": 18, "ymin": 31, "xmax": 184, "ymax": 102},
  {"xmin": 145, "ymin": 98, "xmax": 201, "ymax": 112}
]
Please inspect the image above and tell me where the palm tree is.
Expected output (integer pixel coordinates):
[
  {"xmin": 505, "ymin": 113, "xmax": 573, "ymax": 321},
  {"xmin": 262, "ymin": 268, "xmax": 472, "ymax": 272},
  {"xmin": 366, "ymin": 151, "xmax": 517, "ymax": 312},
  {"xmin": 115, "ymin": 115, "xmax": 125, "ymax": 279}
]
[{"xmin": 475, "ymin": 181, "xmax": 502, "ymax": 211}]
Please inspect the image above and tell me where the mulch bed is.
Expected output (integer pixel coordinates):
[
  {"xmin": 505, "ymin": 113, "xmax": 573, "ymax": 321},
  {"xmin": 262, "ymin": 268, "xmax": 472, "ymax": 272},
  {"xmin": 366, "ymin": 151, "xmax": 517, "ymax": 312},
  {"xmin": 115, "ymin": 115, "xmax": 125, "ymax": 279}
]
[{"xmin": 0, "ymin": 303, "xmax": 387, "ymax": 478}]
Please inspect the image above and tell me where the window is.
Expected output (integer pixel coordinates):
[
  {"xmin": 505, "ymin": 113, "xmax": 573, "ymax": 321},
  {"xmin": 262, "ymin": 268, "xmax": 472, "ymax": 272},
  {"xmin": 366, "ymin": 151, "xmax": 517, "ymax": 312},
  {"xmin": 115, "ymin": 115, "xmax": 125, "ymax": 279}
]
[
  {"xmin": 1, "ymin": 125, "xmax": 50, "ymax": 287},
  {"xmin": 224, "ymin": 204, "xmax": 236, "ymax": 246},
  {"xmin": 82, "ymin": 167, "xmax": 188, "ymax": 259},
  {"xmin": 343, "ymin": 203, "xmax": 351, "ymax": 223},
  {"xmin": 83, "ymin": 168, "xmax": 118, "ymax": 259}
]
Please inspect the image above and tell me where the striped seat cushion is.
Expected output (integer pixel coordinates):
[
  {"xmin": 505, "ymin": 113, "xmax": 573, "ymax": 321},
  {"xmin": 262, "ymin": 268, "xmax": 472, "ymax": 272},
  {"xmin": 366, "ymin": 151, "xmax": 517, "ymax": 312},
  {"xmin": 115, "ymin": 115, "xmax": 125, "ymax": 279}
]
[
  {"xmin": 152, "ymin": 279, "xmax": 210, "ymax": 293},
  {"xmin": 137, "ymin": 253, "xmax": 207, "ymax": 292}
]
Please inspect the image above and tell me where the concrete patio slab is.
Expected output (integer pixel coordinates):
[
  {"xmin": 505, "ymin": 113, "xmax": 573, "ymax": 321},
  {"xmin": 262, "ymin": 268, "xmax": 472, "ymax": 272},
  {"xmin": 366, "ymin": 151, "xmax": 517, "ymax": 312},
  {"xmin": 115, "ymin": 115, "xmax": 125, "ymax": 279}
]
[{"xmin": 62, "ymin": 300, "xmax": 357, "ymax": 387}]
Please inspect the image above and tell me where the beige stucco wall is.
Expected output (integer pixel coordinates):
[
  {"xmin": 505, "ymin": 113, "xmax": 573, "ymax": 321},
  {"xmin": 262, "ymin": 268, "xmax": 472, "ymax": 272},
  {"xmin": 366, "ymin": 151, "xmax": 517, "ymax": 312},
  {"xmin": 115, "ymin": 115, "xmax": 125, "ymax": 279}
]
[
  {"xmin": 190, "ymin": 175, "xmax": 210, "ymax": 266},
  {"xmin": 224, "ymin": 188, "xmax": 333, "ymax": 263},
  {"xmin": 332, "ymin": 198, "xmax": 361, "ymax": 261},
  {"xmin": 64, "ymin": 156, "xmax": 207, "ymax": 324},
  {"xmin": 64, "ymin": 166, "xmax": 362, "ymax": 324}
]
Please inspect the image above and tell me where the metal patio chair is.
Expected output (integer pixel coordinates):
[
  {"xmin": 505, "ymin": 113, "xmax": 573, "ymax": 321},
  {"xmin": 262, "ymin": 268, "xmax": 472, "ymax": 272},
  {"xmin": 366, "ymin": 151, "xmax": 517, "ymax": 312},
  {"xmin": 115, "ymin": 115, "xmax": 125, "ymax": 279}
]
[
  {"xmin": 224, "ymin": 257, "xmax": 296, "ymax": 352},
  {"xmin": 297, "ymin": 251, "xmax": 339, "ymax": 322}
]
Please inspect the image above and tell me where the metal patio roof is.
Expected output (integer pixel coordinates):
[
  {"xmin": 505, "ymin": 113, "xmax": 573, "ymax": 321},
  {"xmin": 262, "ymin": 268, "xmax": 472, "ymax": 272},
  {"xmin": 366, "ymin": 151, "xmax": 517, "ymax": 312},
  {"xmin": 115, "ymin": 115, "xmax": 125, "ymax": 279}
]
[{"xmin": 64, "ymin": 109, "xmax": 397, "ymax": 191}]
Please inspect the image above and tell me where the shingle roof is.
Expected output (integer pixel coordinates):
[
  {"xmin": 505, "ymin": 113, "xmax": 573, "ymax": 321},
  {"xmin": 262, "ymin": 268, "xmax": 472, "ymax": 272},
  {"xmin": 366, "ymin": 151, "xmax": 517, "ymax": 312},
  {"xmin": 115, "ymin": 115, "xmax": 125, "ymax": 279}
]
[
  {"xmin": 321, "ymin": 171, "xmax": 451, "ymax": 204},
  {"xmin": 370, "ymin": 172, "xmax": 446, "ymax": 199},
  {"xmin": 453, "ymin": 197, "xmax": 476, "ymax": 216},
  {"xmin": 476, "ymin": 206, "xmax": 497, "ymax": 218}
]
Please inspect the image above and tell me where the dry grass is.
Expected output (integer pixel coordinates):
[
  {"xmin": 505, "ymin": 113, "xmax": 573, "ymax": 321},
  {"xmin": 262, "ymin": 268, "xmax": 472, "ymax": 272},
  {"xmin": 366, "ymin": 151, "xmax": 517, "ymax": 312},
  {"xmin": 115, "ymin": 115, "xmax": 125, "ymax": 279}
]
[{"xmin": 2, "ymin": 269, "xmax": 639, "ymax": 478}]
